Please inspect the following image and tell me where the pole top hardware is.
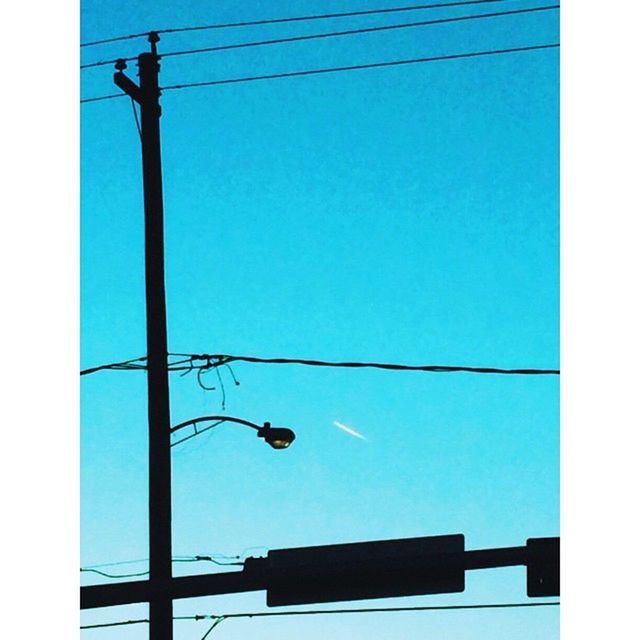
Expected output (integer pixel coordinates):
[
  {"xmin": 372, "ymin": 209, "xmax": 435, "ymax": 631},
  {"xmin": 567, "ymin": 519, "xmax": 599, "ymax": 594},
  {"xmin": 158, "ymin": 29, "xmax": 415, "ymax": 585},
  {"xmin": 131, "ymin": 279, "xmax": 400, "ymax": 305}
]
[{"xmin": 114, "ymin": 59, "xmax": 127, "ymax": 71}]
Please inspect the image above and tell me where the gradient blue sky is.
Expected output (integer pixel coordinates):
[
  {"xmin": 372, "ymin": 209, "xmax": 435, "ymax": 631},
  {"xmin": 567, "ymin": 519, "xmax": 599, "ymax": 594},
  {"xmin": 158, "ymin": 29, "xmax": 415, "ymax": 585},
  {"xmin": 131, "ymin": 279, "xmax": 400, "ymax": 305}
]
[{"xmin": 80, "ymin": 1, "xmax": 559, "ymax": 637}]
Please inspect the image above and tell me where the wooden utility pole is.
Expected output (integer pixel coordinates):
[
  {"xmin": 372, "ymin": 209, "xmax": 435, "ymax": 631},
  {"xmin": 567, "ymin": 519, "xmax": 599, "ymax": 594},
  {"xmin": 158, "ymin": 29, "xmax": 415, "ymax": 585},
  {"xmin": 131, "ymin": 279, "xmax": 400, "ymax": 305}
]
[{"xmin": 114, "ymin": 33, "xmax": 173, "ymax": 639}]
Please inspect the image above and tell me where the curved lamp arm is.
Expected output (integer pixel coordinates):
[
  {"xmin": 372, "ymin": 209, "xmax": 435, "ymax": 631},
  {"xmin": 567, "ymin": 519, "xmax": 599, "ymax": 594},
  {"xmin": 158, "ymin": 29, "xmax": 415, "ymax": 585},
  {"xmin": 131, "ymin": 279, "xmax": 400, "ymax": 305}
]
[
  {"xmin": 170, "ymin": 415, "xmax": 296, "ymax": 450},
  {"xmin": 170, "ymin": 415, "xmax": 261, "ymax": 434}
]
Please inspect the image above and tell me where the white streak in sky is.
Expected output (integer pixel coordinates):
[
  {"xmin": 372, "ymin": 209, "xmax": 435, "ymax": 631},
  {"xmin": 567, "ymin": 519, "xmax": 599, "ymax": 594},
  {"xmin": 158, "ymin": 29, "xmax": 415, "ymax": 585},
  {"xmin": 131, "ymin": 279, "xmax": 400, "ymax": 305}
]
[{"xmin": 333, "ymin": 420, "xmax": 367, "ymax": 440}]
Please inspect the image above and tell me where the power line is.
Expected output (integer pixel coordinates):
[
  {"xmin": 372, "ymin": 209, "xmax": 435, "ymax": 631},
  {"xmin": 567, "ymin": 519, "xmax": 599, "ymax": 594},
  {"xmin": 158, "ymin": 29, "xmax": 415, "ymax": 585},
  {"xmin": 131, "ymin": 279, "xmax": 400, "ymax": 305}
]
[
  {"xmin": 81, "ymin": 601, "xmax": 559, "ymax": 630},
  {"xmin": 81, "ymin": 558, "xmax": 150, "ymax": 569},
  {"xmin": 81, "ymin": 352, "xmax": 559, "ymax": 377},
  {"xmin": 81, "ymin": 553, "xmax": 244, "ymax": 571},
  {"xmin": 80, "ymin": 354, "xmax": 560, "ymax": 376},
  {"xmin": 80, "ymin": 5, "xmax": 559, "ymax": 69},
  {"xmin": 80, "ymin": 92, "xmax": 125, "ymax": 104},
  {"xmin": 80, "ymin": 555, "xmax": 244, "ymax": 578},
  {"xmin": 81, "ymin": 42, "xmax": 559, "ymax": 103},
  {"xmin": 187, "ymin": 601, "xmax": 561, "ymax": 619},
  {"xmin": 197, "ymin": 353, "xmax": 560, "ymax": 375},
  {"xmin": 162, "ymin": 42, "xmax": 559, "ymax": 91},
  {"xmin": 194, "ymin": 602, "xmax": 560, "ymax": 638},
  {"xmin": 164, "ymin": 4, "xmax": 558, "ymax": 60},
  {"xmin": 81, "ymin": 356, "xmax": 148, "ymax": 374},
  {"xmin": 81, "ymin": 618, "xmax": 149, "ymax": 629},
  {"xmin": 81, "ymin": 567, "xmax": 149, "ymax": 579},
  {"xmin": 80, "ymin": 0, "xmax": 504, "ymax": 48}
]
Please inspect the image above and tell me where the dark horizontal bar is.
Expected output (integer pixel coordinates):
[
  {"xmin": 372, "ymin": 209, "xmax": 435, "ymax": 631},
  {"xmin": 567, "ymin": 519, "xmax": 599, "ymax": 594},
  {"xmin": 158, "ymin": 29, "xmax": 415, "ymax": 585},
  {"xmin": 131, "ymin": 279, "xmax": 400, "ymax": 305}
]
[
  {"xmin": 80, "ymin": 542, "xmax": 554, "ymax": 609},
  {"xmin": 81, "ymin": 561, "xmax": 268, "ymax": 609},
  {"xmin": 464, "ymin": 546, "xmax": 528, "ymax": 570},
  {"xmin": 81, "ymin": 579, "xmax": 150, "ymax": 609}
]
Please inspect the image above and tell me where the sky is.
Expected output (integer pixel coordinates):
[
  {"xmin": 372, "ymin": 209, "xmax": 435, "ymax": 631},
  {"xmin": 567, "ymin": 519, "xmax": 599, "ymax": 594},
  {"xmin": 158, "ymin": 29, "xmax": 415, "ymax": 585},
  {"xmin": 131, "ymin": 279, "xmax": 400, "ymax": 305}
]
[{"xmin": 80, "ymin": 1, "xmax": 559, "ymax": 637}]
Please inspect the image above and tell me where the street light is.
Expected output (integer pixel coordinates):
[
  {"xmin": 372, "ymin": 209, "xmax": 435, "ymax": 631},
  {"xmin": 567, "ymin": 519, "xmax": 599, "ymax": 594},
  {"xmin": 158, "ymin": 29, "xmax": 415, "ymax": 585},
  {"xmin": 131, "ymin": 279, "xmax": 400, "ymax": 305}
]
[{"xmin": 170, "ymin": 415, "xmax": 296, "ymax": 449}]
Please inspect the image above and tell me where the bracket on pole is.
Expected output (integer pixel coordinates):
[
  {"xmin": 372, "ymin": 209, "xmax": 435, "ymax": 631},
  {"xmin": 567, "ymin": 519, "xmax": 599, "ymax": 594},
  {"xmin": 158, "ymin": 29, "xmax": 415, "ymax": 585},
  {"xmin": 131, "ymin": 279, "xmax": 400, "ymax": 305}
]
[{"xmin": 114, "ymin": 63, "xmax": 144, "ymax": 105}]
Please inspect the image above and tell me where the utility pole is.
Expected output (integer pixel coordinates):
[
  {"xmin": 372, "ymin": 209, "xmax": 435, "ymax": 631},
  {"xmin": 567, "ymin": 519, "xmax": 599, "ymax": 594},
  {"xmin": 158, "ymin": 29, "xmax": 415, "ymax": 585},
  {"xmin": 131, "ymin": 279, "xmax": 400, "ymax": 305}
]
[
  {"xmin": 99, "ymin": 34, "xmax": 559, "ymax": 636},
  {"xmin": 114, "ymin": 33, "xmax": 173, "ymax": 640}
]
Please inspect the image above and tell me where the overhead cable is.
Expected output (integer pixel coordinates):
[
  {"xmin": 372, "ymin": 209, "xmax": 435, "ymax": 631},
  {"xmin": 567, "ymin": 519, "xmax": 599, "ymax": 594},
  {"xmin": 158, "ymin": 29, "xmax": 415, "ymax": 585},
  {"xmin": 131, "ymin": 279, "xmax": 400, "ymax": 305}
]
[
  {"xmin": 80, "ymin": 554, "xmax": 243, "ymax": 578},
  {"xmin": 80, "ymin": 92, "xmax": 126, "ymax": 104},
  {"xmin": 162, "ymin": 43, "xmax": 559, "ymax": 91},
  {"xmin": 81, "ymin": 356, "xmax": 148, "ymax": 374},
  {"xmin": 186, "ymin": 600, "xmax": 561, "ymax": 620},
  {"xmin": 80, "ymin": 0, "xmax": 504, "ymax": 47},
  {"xmin": 81, "ymin": 601, "xmax": 559, "ymax": 630},
  {"xmin": 195, "ymin": 353, "xmax": 560, "ymax": 375},
  {"xmin": 163, "ymin": 5, "xmax": 558, "ymax": 60},
  {"xmin": 81, "ymin": 352, "xmax": 559, "ymax": 377},
  {"xmin": 80, "ymin": 618, "xmax": 149, "ymax": 629},
  {"xmin": 80, "ymin": 553, "xmax": 243, "ymax": 571},
  {"xmin": 80, "ymin": 5, "xmax": 559, "ymax": 69},
  {"xmin": 80, "ymin": 567, "xmax": 150, "ymax": 579},
  {"xmin": 81, "ymin": 42, "xmax": 559, "ymax": 103}
]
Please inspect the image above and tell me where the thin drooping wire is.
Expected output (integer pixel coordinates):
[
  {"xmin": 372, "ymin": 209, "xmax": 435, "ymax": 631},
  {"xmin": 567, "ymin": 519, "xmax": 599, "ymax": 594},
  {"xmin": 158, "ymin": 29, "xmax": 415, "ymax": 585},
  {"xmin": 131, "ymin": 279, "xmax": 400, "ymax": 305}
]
[
  {"xmin": 196, "ymin": 366, "xmax": 218, "ymax": 391},
  {"xmin": 201, "ymin": 617, "xmax": 225, "ymax": 640},
  {"xmin": 80, "ymin": 0, "xmax": 504, "ymax": 47},
  {"xmin": 80, "ymin": 567, "xmax": 149, "ymax": 579},
  {"xmin": 82, "ymin": 601, "xmax": 559, "ymax": 631},
  {"xmin": 80, "ymin": 556, "xmax": 243, "ymax": 578},
  {"xmin": 130, "ymin": 97, "xmax": 142, "ymax": 139},
  {"xmin": 224, "ymin": 363, "xmax": 241, "ymax": 386},
  {"xmin": 81, "ymin": 552, "xmax": 242, "ymax": 571},
  {"xmin": 81, "ymin": 42, "xmax": 559, "ymax": 103},
  {"xmin": 174, "ymin": 555, "xmax": 244, "ymax": 567},
  {"xmin": 80, "ymin": 5, "xmax": 558, "ymax": 69},
  {"xmin": 215, "ymin": 367, "xmax": 226, "ymax": 410},
  {"xmin": 81, "ymin": 557, "xmax": 149, "ymax": 569},
  {"xmin": 180, "ymin": 357, "xmax": 195, "ymax": 377}
]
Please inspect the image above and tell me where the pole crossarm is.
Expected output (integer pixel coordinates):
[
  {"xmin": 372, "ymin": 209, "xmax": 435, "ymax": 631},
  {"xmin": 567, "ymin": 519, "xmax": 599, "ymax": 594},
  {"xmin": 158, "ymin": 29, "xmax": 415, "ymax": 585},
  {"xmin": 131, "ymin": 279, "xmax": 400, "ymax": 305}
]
[
  {"xmin": 80, "ymin": 537, "xmax": 559, "ymax": 609},
  {"xmin": 113, "ymin": 70, "xmax": 144, "ymax": 104}
]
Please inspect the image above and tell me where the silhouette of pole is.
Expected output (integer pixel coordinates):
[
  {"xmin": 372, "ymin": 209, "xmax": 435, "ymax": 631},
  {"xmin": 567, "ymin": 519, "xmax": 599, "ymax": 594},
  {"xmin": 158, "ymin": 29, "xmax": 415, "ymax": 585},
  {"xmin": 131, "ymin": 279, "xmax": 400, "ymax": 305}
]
[{"xmin": 137, "ymin": 35, "xmax": 173, "ymax": 640}]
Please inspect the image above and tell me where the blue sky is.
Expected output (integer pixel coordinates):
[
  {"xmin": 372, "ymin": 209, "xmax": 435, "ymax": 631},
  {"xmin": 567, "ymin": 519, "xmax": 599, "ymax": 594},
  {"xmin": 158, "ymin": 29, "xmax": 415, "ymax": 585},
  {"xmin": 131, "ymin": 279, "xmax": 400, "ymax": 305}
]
[{"xmin": 80, "ymin": 1, "xmax": 559, "ymax": 637}]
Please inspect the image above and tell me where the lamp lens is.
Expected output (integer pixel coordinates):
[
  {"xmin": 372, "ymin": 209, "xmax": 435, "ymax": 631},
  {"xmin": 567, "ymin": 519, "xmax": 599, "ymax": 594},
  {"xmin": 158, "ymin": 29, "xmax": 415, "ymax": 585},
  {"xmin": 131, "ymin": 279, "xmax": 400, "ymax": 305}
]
[
  {"xmin": 261, "ymin": 427, "xmax": 295, "ymax": 449},
  {"xmin": 269, "ymin": 439, "xmax": 291, "ymax": 449}
]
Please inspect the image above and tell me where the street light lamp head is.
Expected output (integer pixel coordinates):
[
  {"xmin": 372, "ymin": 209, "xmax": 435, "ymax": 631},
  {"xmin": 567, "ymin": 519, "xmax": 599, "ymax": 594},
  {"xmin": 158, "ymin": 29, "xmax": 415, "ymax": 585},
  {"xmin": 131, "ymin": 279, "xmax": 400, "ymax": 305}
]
[{"xmin": 257, "ymin": 422, "xmax": 296, "ymax": 450}]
